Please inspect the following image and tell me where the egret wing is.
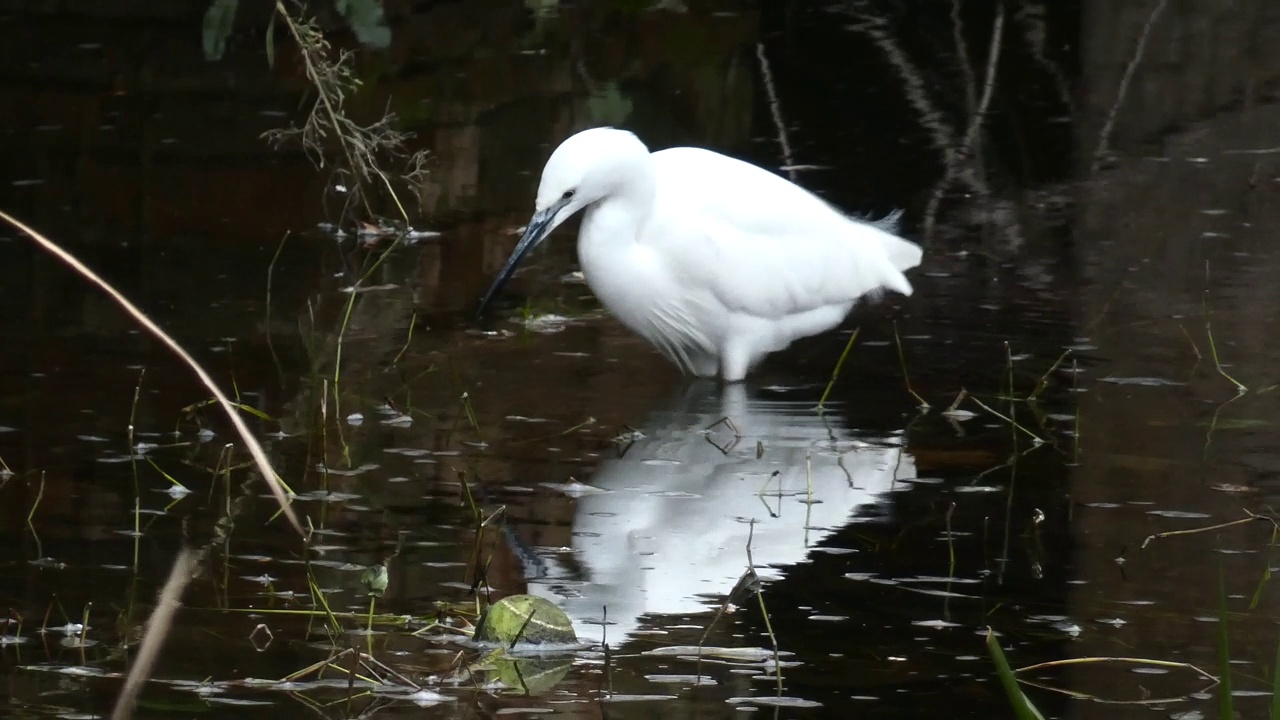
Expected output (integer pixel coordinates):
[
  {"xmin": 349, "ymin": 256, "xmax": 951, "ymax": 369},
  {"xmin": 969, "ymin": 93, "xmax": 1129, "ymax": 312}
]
[{"xmin": 649, "ymin": 148, "xmax": 921, "ymax": 319}]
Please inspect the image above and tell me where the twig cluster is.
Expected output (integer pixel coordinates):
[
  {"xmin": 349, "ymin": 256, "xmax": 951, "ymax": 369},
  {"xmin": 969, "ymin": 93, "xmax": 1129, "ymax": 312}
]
[{"xmin": 263, "ymin": 0, "xmax": 429, "ymax": 224}]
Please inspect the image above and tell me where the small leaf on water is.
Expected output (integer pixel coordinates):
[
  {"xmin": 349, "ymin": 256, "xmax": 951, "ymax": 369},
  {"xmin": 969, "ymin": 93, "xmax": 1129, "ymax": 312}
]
[{"xmin": 360, "ymin": 563, "xmax": 389, "ymax": 597}]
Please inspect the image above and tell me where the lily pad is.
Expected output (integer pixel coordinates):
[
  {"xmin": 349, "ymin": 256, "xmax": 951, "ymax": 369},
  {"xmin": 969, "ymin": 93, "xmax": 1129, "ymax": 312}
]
[{"xmin": 474, "ymin": 595, "xmax": 576, "ymax": 646}]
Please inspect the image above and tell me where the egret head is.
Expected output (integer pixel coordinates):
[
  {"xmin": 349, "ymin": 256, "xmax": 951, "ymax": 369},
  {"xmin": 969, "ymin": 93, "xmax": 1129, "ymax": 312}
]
[{"xmin": 476, "ymin": 128, "xmax": 649, "ymax": 318}]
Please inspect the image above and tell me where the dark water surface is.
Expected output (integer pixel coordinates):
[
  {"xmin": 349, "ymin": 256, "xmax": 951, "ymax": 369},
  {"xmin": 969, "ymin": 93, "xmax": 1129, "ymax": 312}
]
[{"xmin": 3, "ymin": 1, "xmax": 1280, "ymax": 718}]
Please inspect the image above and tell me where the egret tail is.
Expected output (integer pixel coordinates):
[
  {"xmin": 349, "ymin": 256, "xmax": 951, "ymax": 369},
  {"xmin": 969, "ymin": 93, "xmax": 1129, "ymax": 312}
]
[{"xmin": 879, "ymin": 232, "xmax": 923, "ymax": 281}]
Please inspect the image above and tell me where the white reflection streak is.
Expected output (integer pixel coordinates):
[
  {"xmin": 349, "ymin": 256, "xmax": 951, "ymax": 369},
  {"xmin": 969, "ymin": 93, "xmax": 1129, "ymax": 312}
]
[
  {"xmin": 962, "ymin": 2, "xmax": 1005, "ymax": 153},
  {"xmin": 1013, "ymin": 1, "xmax": 1073, "ymax": 111},
  {"xmin": 842, "ymin": 2, "xmax": 991, "ymax": 239},
  {"xmin": 843, "ymin": 3, "xmax": 958, "ymax": 154},
  {"xmin": 1092, "ymin": 0, "xmax": 1169, "ymax": 171},
  {"xmin": 925, "ymin": 2, "xmax": 1006, "ymax": 239},
  {"xmin": 952, "ymin": 0, "xmax": 978, "ymax": 115},
  {"xmin": 756, "ymin": 42, "xmax": 798, "ymax": 183}
]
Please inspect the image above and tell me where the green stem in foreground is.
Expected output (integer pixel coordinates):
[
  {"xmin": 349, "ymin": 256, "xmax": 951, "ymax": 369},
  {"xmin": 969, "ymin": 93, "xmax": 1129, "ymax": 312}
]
[{"xmin": 985, "ymin": 628, "xmax": 1046, "ymax": 720}]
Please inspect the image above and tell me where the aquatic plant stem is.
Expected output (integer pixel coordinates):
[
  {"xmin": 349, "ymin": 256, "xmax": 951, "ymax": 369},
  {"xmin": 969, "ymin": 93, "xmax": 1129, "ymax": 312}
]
[
  {"xmin": 1217, "ymin": 565, "xmax": 1234, "ymax": 720},
  {"xmin": 745, "ymin": 521, "xmax": 783, "ymax": 694},
  {"xmin": 127, "ymin": 369, "xmax": 145, "ymax": 569},
  {"xmin": 1026, "ymin": 349, "xmax": 1069, "ymax": 402},
  {"xmin": 346, "ymin": 642, "xmax": 359, "ymax": 715},
  {"xmin": 945, "ymin": 502, "xmax": 957, "ymax": 577},
  {"xmin": 25, "ymin": 471, "xmax": 43, "ymax": 527},
  {"xmin": 264, "ymin": 230, "xmax": 289, "ymax": 374},
  {"xmin": 893, "ymin": 320, "xmax": 930, "ymax": 410},
  {"xmin": 460, "ymin": 392, "xmax": 481, "ymax": 435},
  {"xmin": 303, "ymin": 537, "xmax": 344, "ymax": 640},
  {"xmin": 366, "ymin": 596, "xmax": 376, "ymax": 655},
  {"xmin": 133, "ymin": 497, "xmax": 140, "ymax": 569},
  {"xmin": 818, "ymin": 327, "xmax": 860, "ymax": 411},
  {"xmin": 1205, "ymin": 310, "xmax": 1247, "ymax": 395},
  {"xmin": 968, "ymin": 393, "xmax": 1044, "ymax": 445},
  {"xmin": 393, "ymin": 312, "xmax": 417, "ymax": 365},
  {"xmin": 332, "ymin": 233, "xmax": 405, "ymax": 385},
  {"xmin": 318, "ymin": 379, "xmax": 331, "ymax": 492},
  {"xmin": 1071, "ymin": 359, "xmax": 1080, "ymax": 465},
  {"xmin": 1179, "ymin": 323, "xmax": 1202, "ymax": 360},
  {"xmin": 757, "ymin": 590, "xmax": 783, "ymax": 694},
  {"xmin": 26, "ymin": 472, "xmax": 44, "ymax": 561},
  {"xmin": 80, "ymin": 602, "xmax": 91, "ymax": 648},
  {"xmin": 1271, "ymin": 631, "xmax": 1280, "ymax": 719}
]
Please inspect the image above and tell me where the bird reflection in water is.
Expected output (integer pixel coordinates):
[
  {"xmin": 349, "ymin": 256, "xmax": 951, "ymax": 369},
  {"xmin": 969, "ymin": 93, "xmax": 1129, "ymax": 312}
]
[{"xmin": 524, "ymin": 381, "xmax": 916, "ymax": 645}]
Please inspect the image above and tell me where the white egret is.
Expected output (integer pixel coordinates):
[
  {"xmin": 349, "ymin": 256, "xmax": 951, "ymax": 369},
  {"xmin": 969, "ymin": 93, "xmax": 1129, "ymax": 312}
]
[{"xmin": 477, "ymin": 127, "xmax": 924, "ymax": 382}]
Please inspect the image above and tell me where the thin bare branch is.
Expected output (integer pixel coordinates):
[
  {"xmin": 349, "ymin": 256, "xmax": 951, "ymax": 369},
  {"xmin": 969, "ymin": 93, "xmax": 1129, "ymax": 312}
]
[{"xmin": 0, "ymin": 211, "xmax": 302, "ymax": 535}]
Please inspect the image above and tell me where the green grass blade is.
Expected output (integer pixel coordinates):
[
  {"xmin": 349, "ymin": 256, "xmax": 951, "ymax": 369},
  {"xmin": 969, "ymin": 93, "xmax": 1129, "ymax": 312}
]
[
  {"xmin": 1272, "ymin": 630, "xmax": 1280, "ymax": 719},
  {"xmin": 985, "ymin": 628, "xmax": 1046, "ymax": 720},
  {"xmin": 1218, "ymin": 565, "xmax": 1233, "ymax": 720},
  {"xmin": 818, "ymin": 327, "xmax": 859, "ymax": 411}
]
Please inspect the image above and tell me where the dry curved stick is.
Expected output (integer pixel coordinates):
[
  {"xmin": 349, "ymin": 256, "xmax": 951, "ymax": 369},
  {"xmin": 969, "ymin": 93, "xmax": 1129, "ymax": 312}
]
[
  {"xmin": 0, "ymin": 210, "xmax": 302, "ymax": 535},
  {"xmin": 1141, "ymin": 511, "xmax": 1276, "ymax": 549}
]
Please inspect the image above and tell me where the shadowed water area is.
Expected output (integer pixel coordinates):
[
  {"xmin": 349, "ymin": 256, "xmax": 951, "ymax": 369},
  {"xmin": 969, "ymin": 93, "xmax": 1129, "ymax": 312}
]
[{"xmin": 2, "ymin": 0, "xmax": 1280, "ymax": 718}]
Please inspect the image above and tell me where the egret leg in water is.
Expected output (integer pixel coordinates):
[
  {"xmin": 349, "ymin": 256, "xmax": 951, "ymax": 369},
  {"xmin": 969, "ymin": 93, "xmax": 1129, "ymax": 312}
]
[{"xmin": 476, "ymin": 127, "xmax": 924, "ymax": 382}]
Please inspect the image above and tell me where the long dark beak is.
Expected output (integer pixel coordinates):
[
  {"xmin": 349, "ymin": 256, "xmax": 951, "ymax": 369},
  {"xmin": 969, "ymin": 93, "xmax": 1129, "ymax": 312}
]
[{"xmin": 475, "ymin": 202, "xmax": 565, "ymax": 319}]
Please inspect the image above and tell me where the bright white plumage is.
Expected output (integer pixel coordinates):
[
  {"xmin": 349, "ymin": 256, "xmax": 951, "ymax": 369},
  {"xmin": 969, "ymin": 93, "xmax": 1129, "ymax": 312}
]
[{"xmin": 478, "ymin": 127, "xmax": 924, "ymax": 382}]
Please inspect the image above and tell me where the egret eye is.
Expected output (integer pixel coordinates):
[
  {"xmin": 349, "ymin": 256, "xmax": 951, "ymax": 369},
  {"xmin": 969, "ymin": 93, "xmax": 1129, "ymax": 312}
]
[{"xmin": 562, "ymin": 189, "xmax": 575, "ymax": 200}]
